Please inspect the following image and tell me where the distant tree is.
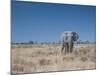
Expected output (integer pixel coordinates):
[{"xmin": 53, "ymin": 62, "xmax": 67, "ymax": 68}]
[
  {"xmin": 81, "ymin": 42, "xmax": 85, "ymax": 44},
  {"xmin": 15, "ymin": 42, "xmax": 20, "ymax": 44},
  {"xmin": 41, "ymin": 42, "xmax": 44, "ymax": 45},
  {"xmin": 29, "ymin": 41, "xmax": 34, "ymax": 44},
  {"xmin": 93, "ymin": 41, "xmax": 96, "ymax": 44},
  {"xmin": 55, "ymin": 42, "xmax": 58, "ymax": 45},
  {"xmin": 52, "ymin": 42, "xmax": 56, "ymax": 45},
  {"xmin": 85, "ymin": 41, "xmax": 90, "ymax": 44},
  {"xmin": 48, "ymin": 42, "xmax": 51, "ymax": 45},
  {"xmin": 20, "ymin": 42, "xmax": 24, "ymax": 44},
  {"xmin": 58, "ymin": 41, "xmax": 61, "ymax": 45},
  {"xmin": 11, "ymin": 42, "xmax": 14, "ymax": 44},
  {"xmin": 44, "ymin": 42, "xmax": 47, "ymax": 44},
  {"xmin": 34, "ymin": 41, "xmax": 38, "ymax": 44}
]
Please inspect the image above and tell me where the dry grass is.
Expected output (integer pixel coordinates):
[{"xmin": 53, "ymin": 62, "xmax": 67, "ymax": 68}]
[{"xmin": 11, "ymin": 44, "xmax": 96, "ymax": 74}]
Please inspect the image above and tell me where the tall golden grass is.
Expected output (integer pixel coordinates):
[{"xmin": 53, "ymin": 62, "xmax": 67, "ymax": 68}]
[{"xmin": 11, "ymin": 44, "xmax": 96, "ymax": 74}]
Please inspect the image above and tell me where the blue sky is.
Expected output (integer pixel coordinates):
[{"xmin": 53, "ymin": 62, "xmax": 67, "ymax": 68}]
[{"xmin": 11, "ymin": 1, "xmax": 96, "ymax": 43}]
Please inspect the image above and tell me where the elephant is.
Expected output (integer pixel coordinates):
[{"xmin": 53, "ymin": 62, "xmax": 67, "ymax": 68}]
[{"xmin": 60, "ymin": 31, "xmax": 79, "ymax": 54}]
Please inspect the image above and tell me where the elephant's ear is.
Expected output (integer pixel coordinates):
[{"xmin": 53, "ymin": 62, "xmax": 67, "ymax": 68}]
[{"xmin": 73, "ymin": 32, "xmax": 79, "ymax": 41}]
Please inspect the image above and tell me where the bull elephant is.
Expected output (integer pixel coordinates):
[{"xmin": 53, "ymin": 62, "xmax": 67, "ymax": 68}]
[{"xmin": 60, "ymin": 31, "xmax": 79, "ymax": 54}]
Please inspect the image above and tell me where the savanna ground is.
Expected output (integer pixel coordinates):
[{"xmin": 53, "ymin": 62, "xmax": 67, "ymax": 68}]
[{"xmin": 11, "ymin": 44, "xmax": 96, "ymax": 74}]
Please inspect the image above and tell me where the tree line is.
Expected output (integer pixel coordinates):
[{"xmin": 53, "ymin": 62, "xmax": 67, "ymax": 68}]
[{"xmin": 11, "ymin": 40, "xmax": 95, "ymax": 45}]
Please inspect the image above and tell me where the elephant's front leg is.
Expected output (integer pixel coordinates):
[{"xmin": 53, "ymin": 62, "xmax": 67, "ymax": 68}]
[
  {"xmin": 69, "ymin": 42, "xmax": 73, "ymax": 53},
  {"xmin": 65, "ymin": 43, "xmax": 69, "ymax": 54}
]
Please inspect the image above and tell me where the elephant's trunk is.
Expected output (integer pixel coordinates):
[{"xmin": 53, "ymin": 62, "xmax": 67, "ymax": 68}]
[{"xmin": 69, "ymin": 41, "xmax": 73, "ymax": 53}]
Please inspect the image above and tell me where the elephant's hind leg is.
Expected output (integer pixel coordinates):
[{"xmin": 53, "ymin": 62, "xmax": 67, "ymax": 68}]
[{"xmin": 61, "ymin": 44, "xmax": 64, "ymax": 53}]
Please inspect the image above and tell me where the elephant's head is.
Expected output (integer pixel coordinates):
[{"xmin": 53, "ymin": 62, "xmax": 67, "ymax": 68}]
[{"xmin": 60, "ymin": 31, "xmax": 79, "ymax": 43}]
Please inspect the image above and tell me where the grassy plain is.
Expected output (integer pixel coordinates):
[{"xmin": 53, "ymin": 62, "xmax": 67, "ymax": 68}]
[{"xmin": 11, "ymin": 44, "xmax": 96, "ymax": 74}]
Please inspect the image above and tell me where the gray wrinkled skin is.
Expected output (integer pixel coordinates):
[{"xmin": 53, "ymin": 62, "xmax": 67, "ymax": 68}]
[{"xmin": 60, "ymin": 31, "xmax": 79, "ymax": 54}]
